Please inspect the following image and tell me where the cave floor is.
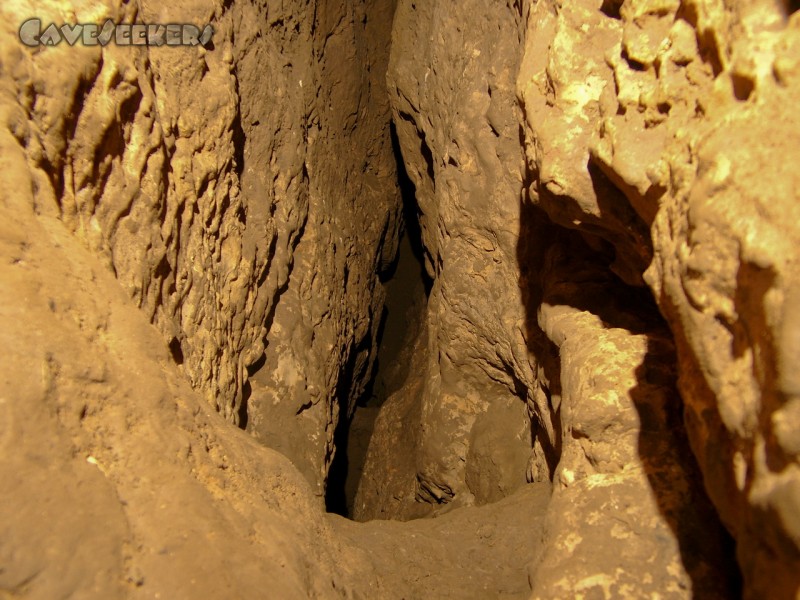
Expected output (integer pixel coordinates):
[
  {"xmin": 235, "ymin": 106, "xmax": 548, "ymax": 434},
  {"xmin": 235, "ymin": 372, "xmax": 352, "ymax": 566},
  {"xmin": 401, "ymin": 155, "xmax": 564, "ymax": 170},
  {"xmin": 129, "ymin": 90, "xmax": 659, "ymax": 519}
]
[{"xmin": 330, "ymin": 482, "xmax": 551, "ymax": 599}]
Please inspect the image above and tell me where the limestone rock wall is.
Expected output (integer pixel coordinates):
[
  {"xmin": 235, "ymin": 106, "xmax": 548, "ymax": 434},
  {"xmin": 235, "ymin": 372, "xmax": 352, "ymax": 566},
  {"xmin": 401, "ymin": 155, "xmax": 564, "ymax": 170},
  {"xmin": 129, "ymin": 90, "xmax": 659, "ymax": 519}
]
[
  {"xmin": 371, "ymin": 0, "xmax": 800, "ymax": 596},
  {"xmin": 0, "ymin": 190, "xmax": 383, "ymax": 598},
  {"xmin": 529, "ymin": 232, "xmax": 736, "ymax": 597},
  {"xmin": 242, "ymin": 0, "xmax": 403, "ymax": 497},
  {"xmin": 1, "ymin": 0, "xmax": 400, "ymax": 595},
  {"xmin": 519, "ymin": 0, "xmax": 800, "ymax": 595},
  {"xmin": 0, "ymin": 0, "xmax": 400, "ymax": 498},
  {"xmin": 356, "ymin": 0, "xmax": 536, "ymax": 520}
]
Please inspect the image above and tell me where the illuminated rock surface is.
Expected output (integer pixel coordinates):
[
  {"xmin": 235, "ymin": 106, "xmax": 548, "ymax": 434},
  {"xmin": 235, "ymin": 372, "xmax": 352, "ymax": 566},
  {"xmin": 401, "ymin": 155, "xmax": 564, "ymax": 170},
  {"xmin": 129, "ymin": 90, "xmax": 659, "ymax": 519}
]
[{"xmin": 1, "ymin": 0, "xmax": 798, "ymax": 597}]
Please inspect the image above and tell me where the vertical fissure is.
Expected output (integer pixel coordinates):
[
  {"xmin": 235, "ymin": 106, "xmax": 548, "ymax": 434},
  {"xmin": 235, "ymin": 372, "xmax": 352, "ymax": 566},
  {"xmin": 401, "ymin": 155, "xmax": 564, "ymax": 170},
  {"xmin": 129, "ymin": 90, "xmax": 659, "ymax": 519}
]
[{"xmin": 324, "ymin": 123, "xmax": 429, "ymax": 518}]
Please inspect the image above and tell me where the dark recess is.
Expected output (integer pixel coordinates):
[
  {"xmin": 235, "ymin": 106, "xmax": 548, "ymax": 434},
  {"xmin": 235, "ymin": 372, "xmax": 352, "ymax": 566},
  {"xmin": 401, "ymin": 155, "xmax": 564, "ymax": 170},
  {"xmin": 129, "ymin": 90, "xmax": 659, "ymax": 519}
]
[
  {"xmin": 325, "ymin": 332, "xmax": 375, "ymax": 516},
  {"xmin": 731, "ymin": 73, "xmax": 755, "ymax": 102},
  {"xmin": 238, "ymin": 352, "xmax": 266, "ymax": 429},
  {"xmin": 325, "ymin": 430, "xmax": 350, "ymax": 516},
  {"xmin": 168, "ymin": 337, "xmax": 184, "ymax": 364},
  {"xmin": 600, "ymin": 0, "xmax": 623, "ymax": 19},
  {"xmin": 390, "ymin": 122, "xmax": 432, "ymax": 295},
  {"xmin": 325, "ymin": 122, "xmax": 430, "ymax": 517},
  {"xmin": 325, "ymin": 350, "xmax": 361, "ymax": 517}
]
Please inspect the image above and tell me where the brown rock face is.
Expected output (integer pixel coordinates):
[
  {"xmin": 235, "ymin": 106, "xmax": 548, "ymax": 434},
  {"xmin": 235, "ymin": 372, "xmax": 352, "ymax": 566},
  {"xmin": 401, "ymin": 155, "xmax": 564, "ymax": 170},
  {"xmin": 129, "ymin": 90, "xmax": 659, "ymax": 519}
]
[
  {"xmin": 238, "ymin": 0, "xmax": 404, "ymax": 497},
  {"xmin": 1, "ymin": 0, "xmax": 799, "ymax": 597},
  {"xmin": 2, "ymin": 0, "xmax": 400, "ymax": 501},
  {"xmin": 357, "ymin": 0, "xmax": 537, "ymax": 521},
  {"xmin": 361, "ymin": 0, "xmax": 800, "ymax": 596},
  {"xmin": 1, "ymin": 0, "xmax": 399, "ymax": 595}
]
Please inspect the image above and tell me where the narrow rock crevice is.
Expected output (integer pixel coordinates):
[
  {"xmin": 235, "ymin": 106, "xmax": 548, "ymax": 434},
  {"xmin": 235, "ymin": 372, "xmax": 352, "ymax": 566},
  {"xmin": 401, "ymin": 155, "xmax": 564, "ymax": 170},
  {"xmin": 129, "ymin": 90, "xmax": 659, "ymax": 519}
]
[
  {"xmin": 326, "ymin": 124, "xmax": 430, "ymax": 518},
  {"xmin": 2, "ymin": 0, "xmax": 799, "ymax": 597}
]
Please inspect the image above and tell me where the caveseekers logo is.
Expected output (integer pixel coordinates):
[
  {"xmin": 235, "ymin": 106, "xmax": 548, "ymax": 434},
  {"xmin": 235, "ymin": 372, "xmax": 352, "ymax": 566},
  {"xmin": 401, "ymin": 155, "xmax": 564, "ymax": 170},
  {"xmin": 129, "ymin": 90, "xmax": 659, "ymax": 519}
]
[{"xmin": 19, "ymin": 18, "xmax": 213, "ymax": 47}]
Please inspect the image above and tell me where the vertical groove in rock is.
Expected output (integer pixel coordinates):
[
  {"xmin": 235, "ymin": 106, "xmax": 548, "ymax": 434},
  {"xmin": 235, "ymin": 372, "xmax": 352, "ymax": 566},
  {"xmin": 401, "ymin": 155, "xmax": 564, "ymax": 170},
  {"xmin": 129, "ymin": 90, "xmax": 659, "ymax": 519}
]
[
  {"xmin": 240, "ymin": 0, "xmax": 402, "ymax": 498},
  {"xmin": 2, "ymin": 0, "xmax": 800, "ymax": 597},
  {"xmin": 357, "ymin": 0, "xmax": 537, "ymax": 522},
  {"xmin": 363, "ymin": 0, "xmax": 800, "ymax": 595}
]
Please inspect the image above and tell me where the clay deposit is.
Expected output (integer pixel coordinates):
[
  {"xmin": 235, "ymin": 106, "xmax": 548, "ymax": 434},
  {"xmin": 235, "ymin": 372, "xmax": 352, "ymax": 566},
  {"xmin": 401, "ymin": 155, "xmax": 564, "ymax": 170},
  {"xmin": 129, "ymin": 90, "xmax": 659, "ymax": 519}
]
[{"xmin": 1, "ymin": 0, "xmax": 799, "ymax": 598}]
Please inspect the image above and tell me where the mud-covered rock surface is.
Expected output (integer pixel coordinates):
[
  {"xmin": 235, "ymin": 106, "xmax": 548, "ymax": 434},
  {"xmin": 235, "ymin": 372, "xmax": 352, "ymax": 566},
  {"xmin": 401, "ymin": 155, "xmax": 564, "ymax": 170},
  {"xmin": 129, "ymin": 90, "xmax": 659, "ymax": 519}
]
[
  {"xmin": 2, "ymin": 0, "xmax": 800, "ymax": 598},
  {"xmin": 1, "ymin": 0, "xmax": 402, "ymax": 500},
  {"xmin": 0, "ymin": 187, "xmax": 377, "ymax": 598},
  {"xmin": 360, "ymin": 0, "xmax": 800, "ymax": 596}
]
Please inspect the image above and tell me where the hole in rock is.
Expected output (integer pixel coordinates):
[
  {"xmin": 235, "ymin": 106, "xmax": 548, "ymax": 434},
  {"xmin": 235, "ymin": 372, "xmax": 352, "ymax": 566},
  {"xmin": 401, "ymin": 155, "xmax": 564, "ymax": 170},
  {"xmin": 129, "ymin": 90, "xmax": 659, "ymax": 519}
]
[
  {"xmin": 732, "ymin": 73, "xmax": 755, "ymax": 101},
  {"xmin": 168, "ymin": 337, "xmax": 184, "ymax": 365},
  {"xmin": 324, "ymin": 125, "xmax": 430, "ymax": 518},
  {"xmin": 600, "ymin": 0, "xmax": 623, "ymax": 19}
]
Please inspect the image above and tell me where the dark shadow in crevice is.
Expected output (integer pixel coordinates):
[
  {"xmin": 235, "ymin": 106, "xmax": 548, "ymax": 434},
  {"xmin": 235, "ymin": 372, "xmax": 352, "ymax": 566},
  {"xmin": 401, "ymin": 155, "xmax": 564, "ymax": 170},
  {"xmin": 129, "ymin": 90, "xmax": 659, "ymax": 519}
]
[
  {"xmin": 600, "ymin": 0, "xmax": 623, "ymax": 18},
  {"xmin": 363, "ymin": 124, "xmax": 430, "ymax": 409},
  {"xmin": 325, "ymin": 121, "xmax": 432, "ymax": 518},
  {"xmin": 231, "ymin": 100, "xmax": 246, "ymax": 187},
  {"xmin": 630, "ymin": 335, "xmax": 743, "ymax": 597},
  {"xmin": 529, "ymin": 337, "xmax": 563, "ymax": 477},
  {"xmin": 397, "ymin": 113, "xmax": 436, "ymax": 188},
  {"xmin": 168, "ymin": 337, "xmax": 184, "ymax": 365},
  {"xmin": 731, "ymin": 73, "xmax": 755, "ymax": 102},
  {"xmin": 516, "ymin": 197, "xmax": 563, "ymax": 479},
  {"xmin": 516, "ymin": 179, "xmax": 743, "ymax": 592},
  {"xmin": 326, "ymin": 409, "xmax": 352, "ymax": 516},
  {"xmin": 238, "ymin": 351, "xmax": 266, "ymax": 430},
  {"xmin": 391, "ymin": 122, "xmax": 433, "ymax": 295},
  {"xmin": 587, "ymin": 159, "xmax": 655, "ymax": 283},
  {"xmin": 326, "ymin": 334, "xmax": 375, "ymax": 517}
]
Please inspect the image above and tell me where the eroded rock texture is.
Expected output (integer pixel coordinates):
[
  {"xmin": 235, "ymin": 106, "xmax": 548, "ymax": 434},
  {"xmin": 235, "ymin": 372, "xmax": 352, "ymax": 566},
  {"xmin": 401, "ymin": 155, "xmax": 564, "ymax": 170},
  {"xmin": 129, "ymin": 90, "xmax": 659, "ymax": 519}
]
[
  {"xmin": 1, "ymin": 0, "xmax": 399, "ymax": 596},
  {"xmin": 518, "ymin": 0, "xmax": 800, "ymax": 595},
  {"xmin": 356, "ymin": 0, "xmax": 536, "ymax": 521},
  {"xmin": 240, "ymin": 0, "xmax": 403, "ymax": 496},
  {"xmin": 0, "ymin": 204, "xmax": 382, "ymax": 598},
  {"xmin": 0, "ymin": 0, "xmax": 400, "ymax": 501},
  {"xmin": 2, "ymin": 0, "xmax": 800, "ymax": 597},
  {"xmin": 358, "ymin": 0, "xmax": 800, "ymax": 597}
]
